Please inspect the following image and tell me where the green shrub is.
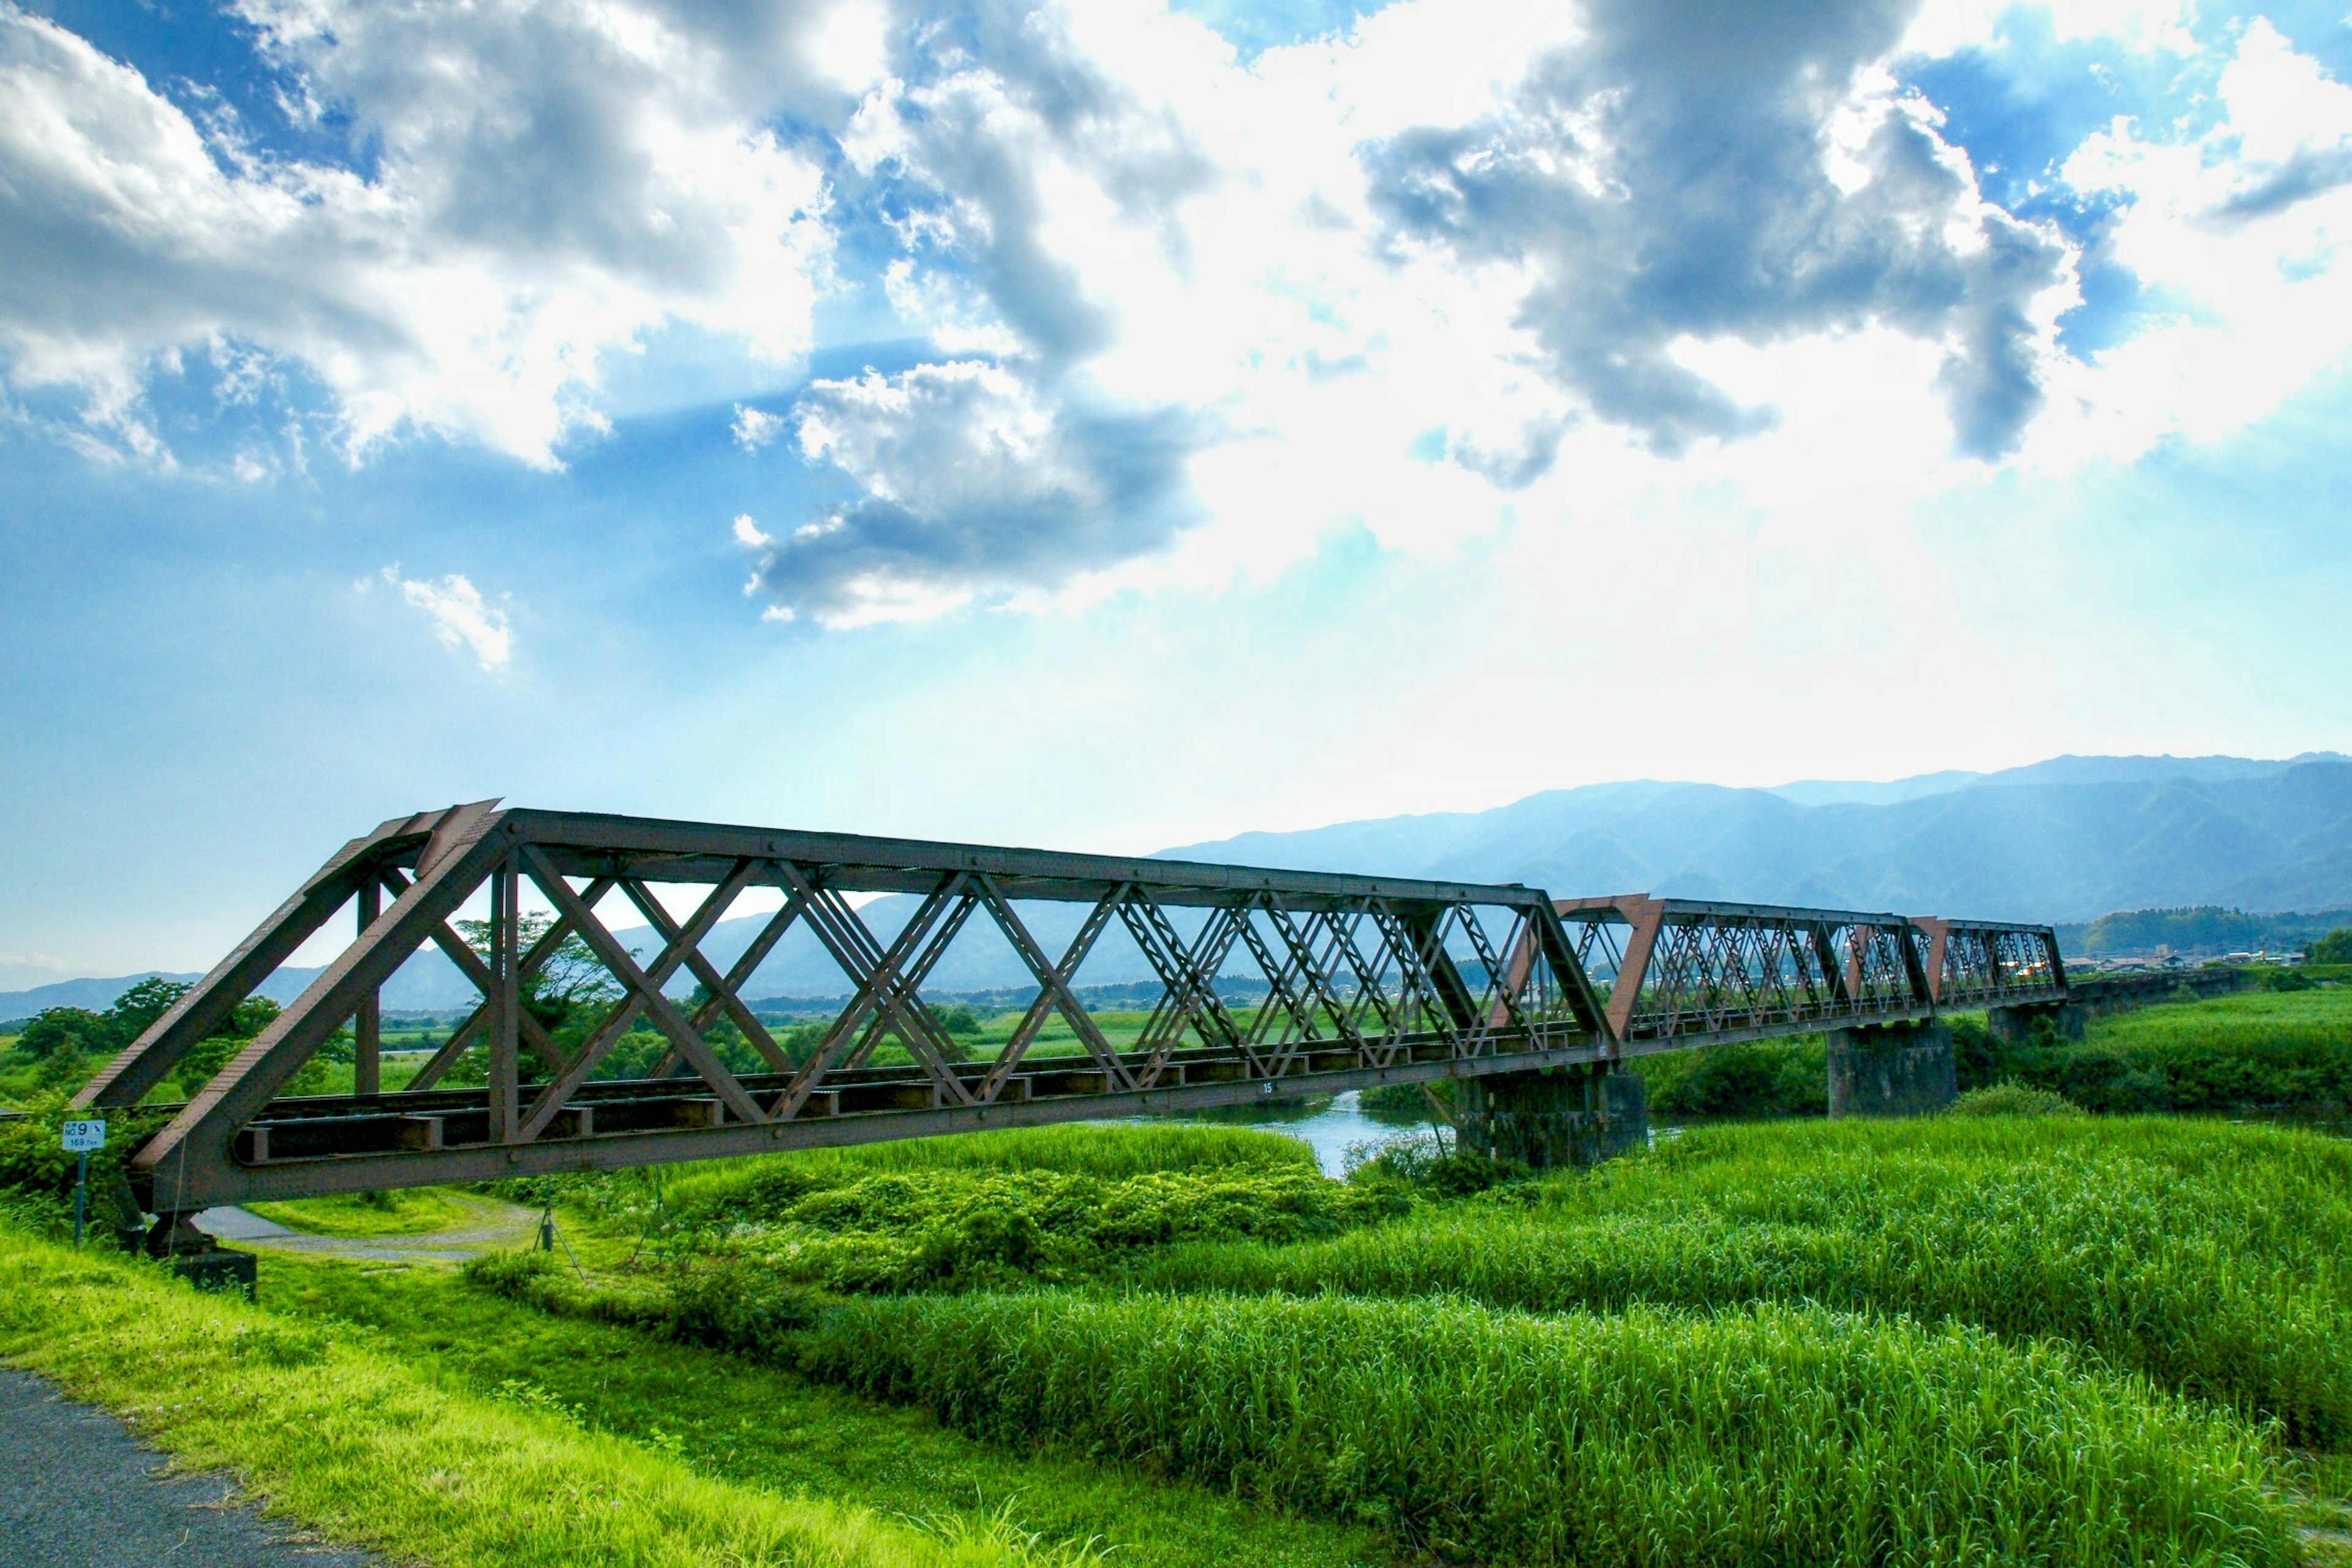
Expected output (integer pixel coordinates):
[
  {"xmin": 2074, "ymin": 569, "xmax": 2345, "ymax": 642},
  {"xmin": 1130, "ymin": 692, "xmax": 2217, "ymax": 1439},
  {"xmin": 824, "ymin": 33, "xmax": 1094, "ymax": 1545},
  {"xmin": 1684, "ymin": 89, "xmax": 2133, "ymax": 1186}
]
[
  {"xmin": 1945, "ymin": 1082, "xmax": 2083, "ymax": 1117},
  {"xmin": 791, "ymin": 1289, "xmax": 2293, "ymax": 1568},
  {"xmin": 1635, "ymin": 1037, "xmax": 1823, "ymax": 1119},
  {"xmin": 714, "ymin": 1166, "xmax": 1408, "ymax": 1292}
]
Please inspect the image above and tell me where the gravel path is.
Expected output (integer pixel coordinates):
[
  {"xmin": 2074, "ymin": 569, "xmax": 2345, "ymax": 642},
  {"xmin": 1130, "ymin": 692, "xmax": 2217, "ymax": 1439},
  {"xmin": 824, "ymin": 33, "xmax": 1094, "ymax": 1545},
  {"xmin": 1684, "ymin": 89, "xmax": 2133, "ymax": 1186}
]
[
  {"xmin": 194, "ymin": 1196, "xmax": 541, "ymax": 1264},
  {"xmin": 0, "ymin": 1366, "xmax": 382, "ymax": 1567}
]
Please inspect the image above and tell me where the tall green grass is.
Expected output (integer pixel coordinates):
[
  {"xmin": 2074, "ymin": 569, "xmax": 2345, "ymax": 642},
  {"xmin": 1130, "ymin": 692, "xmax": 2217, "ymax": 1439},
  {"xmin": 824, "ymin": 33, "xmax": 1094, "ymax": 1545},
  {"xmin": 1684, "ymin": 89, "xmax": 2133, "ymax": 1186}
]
[
  {"xmin": 655, "ymin": 1123, "xmax": 1313, "ymax": 1219},
  {"xmin": 1141, "ymin": 1115, "xmax": 2352, "ymax": 1446},
  {"xmin": 791, "ymin": 1288, "xmax": 2296, "ymax": 1568}
]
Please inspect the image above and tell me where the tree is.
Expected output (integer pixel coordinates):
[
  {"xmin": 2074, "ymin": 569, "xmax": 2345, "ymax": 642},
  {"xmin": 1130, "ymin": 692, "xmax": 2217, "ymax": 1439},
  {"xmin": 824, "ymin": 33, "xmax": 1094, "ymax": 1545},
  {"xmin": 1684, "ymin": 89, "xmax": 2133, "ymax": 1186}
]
[
  {"xmin": 16, "ymin": 1007, "xmax": 110, "ymax": 1061},
  {"xmin": 107, "ymin": 976, "xmax": 191, "ymax": 1040},
  {"xmin": 2312, "ymin": 927, "xmax": 2352, "ymax": 965},
  {"xmin": 454, "ymin": 913, "xmax": 622, "ymax": 1033}
]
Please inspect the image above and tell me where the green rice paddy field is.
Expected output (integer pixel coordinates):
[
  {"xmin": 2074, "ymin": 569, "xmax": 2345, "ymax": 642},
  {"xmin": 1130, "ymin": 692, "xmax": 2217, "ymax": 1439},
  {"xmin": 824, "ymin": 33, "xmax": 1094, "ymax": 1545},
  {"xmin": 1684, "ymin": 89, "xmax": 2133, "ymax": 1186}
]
[{"xmin": 7, "ymin": 986, "xmax": 2352, "ymax": 1565}]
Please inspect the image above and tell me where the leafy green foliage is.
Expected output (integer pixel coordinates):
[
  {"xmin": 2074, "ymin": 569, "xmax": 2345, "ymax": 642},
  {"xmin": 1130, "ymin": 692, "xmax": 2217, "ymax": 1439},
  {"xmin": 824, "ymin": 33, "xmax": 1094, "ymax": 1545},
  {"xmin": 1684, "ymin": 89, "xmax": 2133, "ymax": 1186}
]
[
  {"xmin": 0, "ymin": 978, "xmax": 280, "ymax": 1102},
  {"xmin": 2313, "ymin": 927, "xmax": 2352, "ymax": 965},
  {"xmin": 646, "ymin": 1163, "xmax": 1407, "ymax": 1294},
  {"xmin": 1630, "ymin": 1036, "xmax": 1825, "ymax": 1118},
  {"xmin": 791, "ymin": 1289, "xmax": 2291, "ymax": 1568},
  {"xmin": 2005, "ymin": 989, "xmax": 2352, "ymax": 1113}
]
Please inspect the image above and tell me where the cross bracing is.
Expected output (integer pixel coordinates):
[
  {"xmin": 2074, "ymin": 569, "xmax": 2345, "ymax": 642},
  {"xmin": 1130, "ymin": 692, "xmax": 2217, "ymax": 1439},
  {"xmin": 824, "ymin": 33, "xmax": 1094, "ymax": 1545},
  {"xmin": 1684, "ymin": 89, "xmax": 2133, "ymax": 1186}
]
[{"xmin": 75, "ymin": 803, "xmax": 2067, "ymax": 1210}]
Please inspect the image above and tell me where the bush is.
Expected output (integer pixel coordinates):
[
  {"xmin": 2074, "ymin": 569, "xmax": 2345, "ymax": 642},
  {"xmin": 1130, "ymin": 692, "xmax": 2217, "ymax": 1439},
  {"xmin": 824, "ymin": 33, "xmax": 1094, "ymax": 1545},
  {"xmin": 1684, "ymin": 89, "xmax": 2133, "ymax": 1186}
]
[
  {"xmin": 1638, "ymin": 1037, "xmax": 1823, "ymax": 1119},
  {"xmin": 718, "ymin": 1166, "xmax": 1408, "ymax": 1292},
  {"xmin": 1946, "ymin": 1082, "xmax": 2084, "ymax": 1117},
  {"xmin": 2311, "ymin": 927, "xmax": 2352, "ymax": 965}
]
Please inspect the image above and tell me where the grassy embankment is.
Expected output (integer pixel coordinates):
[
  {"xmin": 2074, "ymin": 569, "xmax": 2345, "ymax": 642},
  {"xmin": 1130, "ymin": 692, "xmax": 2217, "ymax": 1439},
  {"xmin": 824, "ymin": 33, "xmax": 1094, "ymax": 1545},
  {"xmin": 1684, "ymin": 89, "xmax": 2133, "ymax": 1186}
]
[
  {"xmin": 0, "ymin": 1123, "xmax": 1398, "ymax": 1568},
  {"xmin": 1528, "ymin": 979, "xmax": 2352, "ymax": 1123},
  {"xmin": 0, "ymin": 1226, "xmax": 1107, "ymax": 1568},
  {"xmin": 1143, "ymin": 1115, "xmax": 2352, "ymax": 1446}
]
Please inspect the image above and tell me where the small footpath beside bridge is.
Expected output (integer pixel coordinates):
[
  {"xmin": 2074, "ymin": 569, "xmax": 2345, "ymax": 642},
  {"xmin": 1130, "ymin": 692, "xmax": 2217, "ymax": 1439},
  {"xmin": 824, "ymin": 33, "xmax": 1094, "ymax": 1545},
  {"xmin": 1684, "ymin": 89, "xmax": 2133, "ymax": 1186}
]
[{"xmin": 75, "ymin": 804, "xmax": 2069, "ymax": 1262}]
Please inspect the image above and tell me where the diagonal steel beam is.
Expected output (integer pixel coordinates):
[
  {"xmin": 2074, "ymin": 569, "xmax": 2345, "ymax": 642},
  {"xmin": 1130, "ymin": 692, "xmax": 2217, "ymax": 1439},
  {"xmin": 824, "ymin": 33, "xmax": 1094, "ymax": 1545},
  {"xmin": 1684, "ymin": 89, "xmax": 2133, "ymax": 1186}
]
[
  {"xmin": 129, "ymin": 804, "xmax": 514, "ymax": 1197},
  {"xmin": 76, "ymin": 802, "xmax": 495, "ymax": 1110},
  {"xmin": 522, "ymin": 850, "xmax": 766, "ymax": 1128}
]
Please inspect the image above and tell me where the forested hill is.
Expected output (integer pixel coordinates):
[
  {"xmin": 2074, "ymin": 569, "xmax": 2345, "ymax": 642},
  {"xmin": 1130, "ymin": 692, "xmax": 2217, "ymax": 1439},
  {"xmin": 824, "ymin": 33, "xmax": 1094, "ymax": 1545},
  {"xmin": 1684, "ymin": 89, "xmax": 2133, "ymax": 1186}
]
[{"xmin": 1160, "ymin": 753, "xmax": 2352, "ymax": 926}]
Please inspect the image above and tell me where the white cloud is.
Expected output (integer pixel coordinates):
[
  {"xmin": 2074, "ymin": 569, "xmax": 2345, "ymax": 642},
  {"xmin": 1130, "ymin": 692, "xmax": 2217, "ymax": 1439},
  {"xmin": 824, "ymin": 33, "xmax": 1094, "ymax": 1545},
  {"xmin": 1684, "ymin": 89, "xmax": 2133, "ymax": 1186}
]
[
  {"xmin": 2023, "ymin": 20, "xmax": 2352, "ymax": 466},
  {"xmin": 732, "ymin": 404, "xmax": 785, "ymax": 450},
  {"xmin": 0, "ymin": 1, "xmax": 833, "ymax": 466},
  {"xmin": 384, "ymin": 567, "xmax": 513, "ymax": 671},
  {"xmin": 13, "ymin": 0, "xmax": 2352, "ymax": 635}
]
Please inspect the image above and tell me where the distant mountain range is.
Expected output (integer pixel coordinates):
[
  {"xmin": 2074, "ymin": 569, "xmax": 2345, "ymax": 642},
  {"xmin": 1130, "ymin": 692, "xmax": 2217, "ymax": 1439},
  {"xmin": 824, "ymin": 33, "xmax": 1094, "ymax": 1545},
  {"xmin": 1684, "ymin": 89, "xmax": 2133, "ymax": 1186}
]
[{"xmin": 8, "ymin": 752, "xmax": 2350, "ymax": 1020}]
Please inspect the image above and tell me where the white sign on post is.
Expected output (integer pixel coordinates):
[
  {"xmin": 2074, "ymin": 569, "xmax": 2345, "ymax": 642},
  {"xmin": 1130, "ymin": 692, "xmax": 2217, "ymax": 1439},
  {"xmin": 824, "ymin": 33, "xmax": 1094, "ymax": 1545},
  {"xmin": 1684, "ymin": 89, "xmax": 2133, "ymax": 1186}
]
[{"xmin": 59, "ymin": 1119, "xmax": 107, "ymax": 1153}]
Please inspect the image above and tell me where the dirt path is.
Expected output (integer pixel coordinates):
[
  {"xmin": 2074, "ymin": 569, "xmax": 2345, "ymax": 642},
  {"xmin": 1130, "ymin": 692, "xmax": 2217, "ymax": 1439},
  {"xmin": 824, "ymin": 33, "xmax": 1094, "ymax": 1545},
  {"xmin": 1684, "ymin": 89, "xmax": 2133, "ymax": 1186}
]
[
  {"xmin": 1, "ymin": 1366, "xmax": 383, "ymax": 1567},
  {"xmin": 194, "ymin": 1194, "xmax": 541, "ymax": 1265}
]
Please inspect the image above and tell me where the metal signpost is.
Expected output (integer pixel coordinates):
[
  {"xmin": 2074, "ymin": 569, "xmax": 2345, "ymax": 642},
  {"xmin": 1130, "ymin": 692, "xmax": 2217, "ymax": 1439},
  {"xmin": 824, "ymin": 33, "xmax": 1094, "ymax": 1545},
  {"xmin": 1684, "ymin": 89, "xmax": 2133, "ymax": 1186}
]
[{"xmin": 60, "ymin": 1118, "xmax": 106, "ymax": 1246}]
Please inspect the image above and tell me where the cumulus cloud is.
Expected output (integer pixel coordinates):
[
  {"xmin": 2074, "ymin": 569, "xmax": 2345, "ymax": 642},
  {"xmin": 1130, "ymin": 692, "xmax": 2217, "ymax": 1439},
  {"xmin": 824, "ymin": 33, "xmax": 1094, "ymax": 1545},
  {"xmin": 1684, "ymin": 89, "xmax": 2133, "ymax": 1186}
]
[
  {"xmin": 0, "ymin": 1, "xmax": 833, "ymax": 466},
  {"xmin": 385, "ymin": 567, "xmax": 513, "ymax": 670},
  {"xmin": 733, "ymin": 404, "xmax": 786, "ymax": 449},
  {"xmin": 1361, "ymin": 0, "xmax": 2070, "ymax": 461},
  {"xmin": 15, "ymin": 0, "xmax": 2352, "ymax": 627},
  {"xmin": 2020, "ymin": 18, "xmax": 2352, "ymax": 464},
  {"xmin": 750, "ymin": 360, "xmax": 1199, "ymax": 624}
]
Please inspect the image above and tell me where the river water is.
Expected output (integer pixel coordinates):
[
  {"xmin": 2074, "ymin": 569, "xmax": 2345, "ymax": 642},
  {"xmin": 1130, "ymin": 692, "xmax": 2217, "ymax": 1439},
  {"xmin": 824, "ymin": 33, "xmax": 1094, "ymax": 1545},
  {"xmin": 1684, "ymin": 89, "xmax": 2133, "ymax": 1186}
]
[{"xmin": 1183, "ymin": 1091, "xmax": 1444, "ymax": 1177}]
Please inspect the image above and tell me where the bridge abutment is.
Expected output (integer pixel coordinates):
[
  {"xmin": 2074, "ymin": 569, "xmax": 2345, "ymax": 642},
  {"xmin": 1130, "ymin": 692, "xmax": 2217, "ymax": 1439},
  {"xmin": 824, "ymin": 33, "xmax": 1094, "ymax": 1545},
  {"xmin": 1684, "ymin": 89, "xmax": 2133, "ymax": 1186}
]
[
  {"xmin": 1460, "ymin": 1064, "xmax": 1648, "ymax": 1168},
  {"xmin": 1826, "ymin": 1020, "xmax": 1955, "ymax": 1118}
]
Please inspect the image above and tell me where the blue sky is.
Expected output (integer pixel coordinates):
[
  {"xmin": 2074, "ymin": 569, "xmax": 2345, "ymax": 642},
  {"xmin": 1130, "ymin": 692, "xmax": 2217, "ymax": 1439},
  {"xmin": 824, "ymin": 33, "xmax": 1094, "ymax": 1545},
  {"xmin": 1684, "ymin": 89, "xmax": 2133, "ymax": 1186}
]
[{"xmin": 4, "ymin": 0, "xmax": 2352, "ymax": 982}]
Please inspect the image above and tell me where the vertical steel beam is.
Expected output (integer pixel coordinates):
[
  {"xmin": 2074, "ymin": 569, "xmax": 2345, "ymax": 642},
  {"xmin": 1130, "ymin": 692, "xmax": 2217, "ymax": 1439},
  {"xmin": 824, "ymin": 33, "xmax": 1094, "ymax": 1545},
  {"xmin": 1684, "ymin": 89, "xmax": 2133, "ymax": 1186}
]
[
  {"xmin": 488, "ymin": 859, "xmax": 520, "ymax": 1144},
  {"xmin": 353, "ymin": 879, "xmax": 381, "ymax": 1098}
]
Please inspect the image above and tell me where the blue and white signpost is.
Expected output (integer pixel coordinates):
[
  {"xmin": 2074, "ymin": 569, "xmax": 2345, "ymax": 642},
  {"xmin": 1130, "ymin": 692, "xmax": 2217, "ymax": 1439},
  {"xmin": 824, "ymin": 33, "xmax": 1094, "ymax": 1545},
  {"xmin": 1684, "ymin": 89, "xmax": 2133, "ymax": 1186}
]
[{"xmin": 60, "ymin": 1118, "xmax": 106, "ymax": 1247}]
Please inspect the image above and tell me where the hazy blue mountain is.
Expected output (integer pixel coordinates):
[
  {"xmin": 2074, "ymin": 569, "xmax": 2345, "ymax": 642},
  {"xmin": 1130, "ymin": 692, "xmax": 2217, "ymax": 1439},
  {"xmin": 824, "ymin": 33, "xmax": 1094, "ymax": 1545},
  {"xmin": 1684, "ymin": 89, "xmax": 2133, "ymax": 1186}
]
[
  {"xmin": 10, "ymin": 753, "xmax": 2349, "ymax": 1020},
  {"xmin": 0, "ymin": 971, "xmax": 208, "ymax": 1017},
  {"xmin": 1163, "ymin": 754, "xmax": 2352, "ymax": 924}
]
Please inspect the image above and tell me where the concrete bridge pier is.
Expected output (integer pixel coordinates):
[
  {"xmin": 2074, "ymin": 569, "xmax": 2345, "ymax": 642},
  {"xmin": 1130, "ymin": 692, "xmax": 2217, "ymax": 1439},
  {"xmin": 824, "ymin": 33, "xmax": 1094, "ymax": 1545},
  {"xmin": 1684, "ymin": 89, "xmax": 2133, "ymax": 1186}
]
[
  {"xmin": 1827, "ymin": 1020, "xmax": 1956, "ymax": 1118},
  {"xmin": 1986, "ymin": 999, "xmax": 2086, "ymax": 1044},
  {"xmin": 1460, "ymin": 1064, "xmax": 1648, "ymax": 1168}
]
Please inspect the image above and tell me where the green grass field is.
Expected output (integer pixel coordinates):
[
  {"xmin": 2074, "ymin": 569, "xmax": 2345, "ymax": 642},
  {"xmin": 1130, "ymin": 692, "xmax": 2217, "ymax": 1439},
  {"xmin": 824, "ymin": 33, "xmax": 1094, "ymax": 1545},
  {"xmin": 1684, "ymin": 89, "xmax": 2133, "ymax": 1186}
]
[{"xmin": 15, "ymin": 995, "xmax": 2352, "ymax": 1564}]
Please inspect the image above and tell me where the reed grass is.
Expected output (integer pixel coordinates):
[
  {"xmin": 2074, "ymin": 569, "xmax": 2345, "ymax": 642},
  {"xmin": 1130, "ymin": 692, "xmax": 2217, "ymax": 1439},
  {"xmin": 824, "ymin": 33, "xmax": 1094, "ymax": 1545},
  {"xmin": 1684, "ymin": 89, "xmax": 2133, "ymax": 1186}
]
[
  {"xmin": 791, "ymin": 1287, "xmax": 2296, "ymax": 1568},
  {"xmin": 1141, "ymin": 1114, "xmax": 2352, "ymax": 1445}
]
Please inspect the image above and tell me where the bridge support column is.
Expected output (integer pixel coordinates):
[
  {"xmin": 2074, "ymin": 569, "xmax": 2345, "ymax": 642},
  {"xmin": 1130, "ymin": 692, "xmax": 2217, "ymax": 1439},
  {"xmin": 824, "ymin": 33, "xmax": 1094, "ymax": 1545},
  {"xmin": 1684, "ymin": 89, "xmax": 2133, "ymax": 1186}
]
[
  {"xmin": 1985, "ymin": 1000, "xmax": 2085, "ymax": 1044},
  {"xmin": 1460, "ymin": 1064, "xmax": 1648, "ymax": 1168},
  {"xmin": 1827, "ymin": 1021, "xmax": 1955, "ymax": 1118}
]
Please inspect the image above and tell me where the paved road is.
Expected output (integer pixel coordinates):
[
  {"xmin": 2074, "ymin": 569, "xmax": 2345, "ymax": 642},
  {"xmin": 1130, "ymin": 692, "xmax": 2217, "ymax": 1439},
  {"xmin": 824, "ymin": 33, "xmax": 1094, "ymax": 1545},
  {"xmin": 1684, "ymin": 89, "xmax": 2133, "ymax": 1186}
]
[{"xmin": 0, "ymin": 1366, "xmax": 382, "ymax": 1567}]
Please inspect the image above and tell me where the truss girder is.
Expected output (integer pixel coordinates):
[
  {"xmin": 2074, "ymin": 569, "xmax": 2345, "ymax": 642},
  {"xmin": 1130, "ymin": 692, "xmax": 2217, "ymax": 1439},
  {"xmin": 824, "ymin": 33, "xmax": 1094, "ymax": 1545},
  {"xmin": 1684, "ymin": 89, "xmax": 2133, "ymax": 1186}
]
[
  {"xmin": 1552, "ymin": 895, "xmax": 2064, "ymax": 1051},
  {"xmin": 77, "ymin": 810, "xmax": 2067, "ymax": 1207},
  {"xmin": 76, "ymin": 805, "xmax": 1618, "ymax": 1207}
]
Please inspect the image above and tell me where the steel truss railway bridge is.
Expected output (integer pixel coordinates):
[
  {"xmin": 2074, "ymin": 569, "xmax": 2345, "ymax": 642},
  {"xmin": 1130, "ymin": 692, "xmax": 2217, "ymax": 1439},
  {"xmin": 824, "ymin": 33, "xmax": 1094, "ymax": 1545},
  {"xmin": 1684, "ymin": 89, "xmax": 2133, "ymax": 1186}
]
[{"xmin": 75, "ymin": 804, "xmax": 2067, "ymax": 1248}]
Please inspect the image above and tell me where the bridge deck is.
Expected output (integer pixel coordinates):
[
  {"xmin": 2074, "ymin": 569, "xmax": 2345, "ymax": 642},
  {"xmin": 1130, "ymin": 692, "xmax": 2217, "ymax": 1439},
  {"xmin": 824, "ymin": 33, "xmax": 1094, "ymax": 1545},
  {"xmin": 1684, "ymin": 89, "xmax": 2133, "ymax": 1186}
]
[{"xmin": 77, "ymin": 804, "xmax": 2066, "ymax": 1208}]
